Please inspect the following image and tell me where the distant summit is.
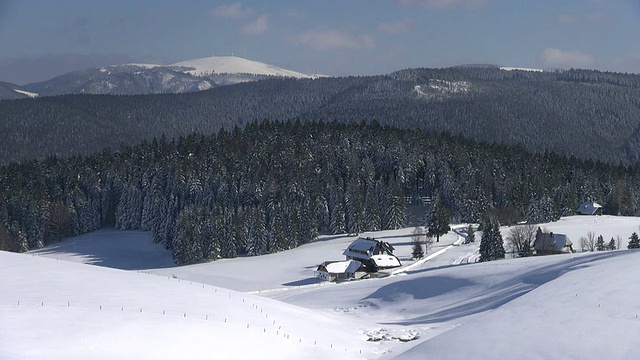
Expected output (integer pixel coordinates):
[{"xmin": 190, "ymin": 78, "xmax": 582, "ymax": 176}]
[
  {"xmin": 170, "ymin": 56, "xmax": 319, "ymax": 79},
  {"xmin": 454, "ymin": 64, "xmax": 544, "ymax": 72},
  {"xmin": 2, "ymin": 56, "xmax": 320, "ymax": 99}
]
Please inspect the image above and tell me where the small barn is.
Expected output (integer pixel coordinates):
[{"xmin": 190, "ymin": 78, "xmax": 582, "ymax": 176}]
[
  {"xmin": 342, "ymin": 237, "xmax": 402, "ymax": 272},
  {"xmin": 315, "ymin": 260, "xmax": 366, "ymax": 282},
  {"xmin": 577, "ymin": 201, "xmax": 603, "ymax": 215},
  {"xmin": 534, "ymin": 231, "xmax": 574, "ymax": 255}
]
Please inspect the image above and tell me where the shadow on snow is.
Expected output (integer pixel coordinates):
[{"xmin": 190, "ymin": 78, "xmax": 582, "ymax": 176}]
[{"xmin": 372, "ymin": 251, "xmax": 630, "ymax": 325}]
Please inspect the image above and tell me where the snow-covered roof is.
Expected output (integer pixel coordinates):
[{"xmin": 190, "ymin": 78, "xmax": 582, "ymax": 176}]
[
  {"xmin": 535, "ymin": 233, "xmax": 572, "ymax": 252},
  {"xmin": 577, "ymin": 201, "xmax": 603, "ymax": 215},
  {"xmin": 342, "ymin": 238, "xmax": 378, "ymax": 258},
  {"xmin": 321, "ymin": 260, "xmax": 363, "ymax": 274},
  {"xmin": 342, "ymin": 237, "xmax": 401, "ymax": 269},
  {"xmin": 370, "ymin": 255, "xmax": 402, "ymax": 269}
]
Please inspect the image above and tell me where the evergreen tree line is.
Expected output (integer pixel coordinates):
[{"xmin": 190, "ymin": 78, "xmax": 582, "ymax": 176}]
[
  {"xmin": 3, "ymin": 67, "xmax": 640, "ymax": 165},
  {"xmin": 1, "ymin": 120, "xmax": 639, "ymax": 264}
]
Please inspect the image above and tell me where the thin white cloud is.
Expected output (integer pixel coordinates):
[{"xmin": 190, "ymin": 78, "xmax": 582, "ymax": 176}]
[
  {"xmin": 555, "ymin": 15, "xmax": 579, "ymax": 25},
  {"xmin": 378, "ymin": 18, "xmax": 414, "ymax": 35},
  {"xmin": 539, "ymin": 48, "xmax": 596, "ymax": 68},
  {"xmin": 290, "ymin": 29, "xmax": 375, "ymax": 51},
  {"xmin": 210, "ymin": 2, "xmax": 252, "ymax": 19},
  {"xmin": 555, "ymin": 13, "xmax": 607, "ymax": 26},
  {"xmin": 282, "ymin": 9, "xmax": 306, "ymax": 19},
  {"xmin": 395, "ymin": 0, "xmax": 488, "ymax": 10},
  {"xmin": 241, "ymin": 14, "xmax": 270, "ymax": 35}
]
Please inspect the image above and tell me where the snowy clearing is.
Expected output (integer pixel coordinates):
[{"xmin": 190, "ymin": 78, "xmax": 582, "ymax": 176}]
[{"xmin": 4, "ymin": 215, "xmax": 640, "ymax": 359}]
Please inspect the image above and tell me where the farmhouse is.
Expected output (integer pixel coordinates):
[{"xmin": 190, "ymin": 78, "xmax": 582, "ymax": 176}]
[
  {"xmin": 342, "ymin": 237, "xmax": 402, "ymax": 272},
  {"xmin": 534, "ymin": 231, "xmax": 574, "ymax": 255},
  {"xmin": 577, "ymin": 201, "xmax": 603, "ymax": 215},
  {"xmin": 315, "ymin": 260, "xmax": 367, "ymax": 282}
]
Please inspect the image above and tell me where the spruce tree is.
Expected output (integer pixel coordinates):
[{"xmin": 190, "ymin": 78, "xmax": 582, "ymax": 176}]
[
  {"xmin": 627, "ymin": 232, "xmax": 640, "ymax": 249},
  {"xmin": 492, "ymin": 220, "xmax": 506, "ymax": 260},
  {"xmin": 479, "ymin": 218, "xmax": 493, "ymax": 262},
  {"xmin": 479, "ymin": 218, "xmax": 504, "ymax": 262},
  {"xmin": 411, "ymin": 226, "xmax": 425, "ymax": 259},
  {"xmin": 607, "ymin": 237, "xmax": 617, "ymax": 251},
  {"xmin": 596, "ymin": 235, "xmax": 606, "ymax": 251},
  {"xmin": 426, "ymin": 196, "xmax": 450, "ymax": 243},
  {"xmin": 465, "ymin": 224, "xmax": 475, "ymax": 244}
]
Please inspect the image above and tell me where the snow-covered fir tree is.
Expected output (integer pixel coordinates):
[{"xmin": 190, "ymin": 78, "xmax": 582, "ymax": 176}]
[
  {"xmin": 426, "ymin": 195, "xmax": 450, "ymax": 243},
  {"xmin": 596, "ymin": 235, "xmax": 606, "ymax": 251},
  {"xmin": 479, "ymin": 218, "xmax": 505, "ymax": 262},
  {"xmin": 627, "ymin": 232, "xmax": 640, "ymax": 249}
]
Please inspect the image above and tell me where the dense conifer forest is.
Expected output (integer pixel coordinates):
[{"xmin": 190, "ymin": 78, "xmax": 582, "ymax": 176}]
[
  {"xmin": 1, "ymin": 121, "xmax": 637, "ymax": 264},
  {"xmin": 2, "ymin": 67, "xmax": 640, "ymax": 165}
]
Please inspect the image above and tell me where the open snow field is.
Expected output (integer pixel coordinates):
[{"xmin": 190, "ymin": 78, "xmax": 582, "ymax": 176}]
[{"xmin": 3, "ymin": 215, "xmax": 640, "ymax": 358}]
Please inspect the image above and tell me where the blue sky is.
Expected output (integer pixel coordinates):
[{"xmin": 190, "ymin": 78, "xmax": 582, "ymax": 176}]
[{"xmin": 0, "ymin": 0, "xmax": 639, "ymax": 84}]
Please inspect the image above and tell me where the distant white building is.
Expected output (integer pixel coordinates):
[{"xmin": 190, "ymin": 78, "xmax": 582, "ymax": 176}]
[
  {"xmin": 577, "ymin": 201, "xmax": 603, "ymax": 215},
  {"xmin": 534, "ymin": 231, "xmax": 574, "ymax": 255},
  {"xmin": 316, "ymin": 260, "xmax": 366, "ymax": 282},
  {"xmin": 342, "ymin": 237, "xmax": 402, "ymax": 272}
]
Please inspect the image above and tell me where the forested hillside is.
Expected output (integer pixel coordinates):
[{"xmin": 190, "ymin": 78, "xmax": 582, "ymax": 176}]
[
  {"xmin": 2, "ymin": 67, "xmax": 640, "ymax": 165},
  {"xmin": 1, "ymin": 121, "xmax": 637, "ymax": 264},
  {"xmin": 0, "ymin": 81, "xmax": 30, "ymax": 100}
]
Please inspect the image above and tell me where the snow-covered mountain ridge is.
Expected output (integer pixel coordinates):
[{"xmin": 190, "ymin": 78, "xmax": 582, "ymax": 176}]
[
  {"xmin": 170, "ymin": 56, "xmax": 318, "ymax": 78},
  {"xmin": 113, "ymin": 55, "xmax": 320, "ymax": 79},
  {"xmin": 7, "ymin": 56, "xmax": 321, "ymax": 98}
]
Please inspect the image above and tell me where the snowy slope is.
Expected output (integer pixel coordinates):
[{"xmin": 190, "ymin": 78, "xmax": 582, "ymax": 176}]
[
  {"xmin": 30, "ymin": 229, "xmax": 174, "ymax": 270},
  {"xmin": 393, "ymin": 250, "xmax": 640, "ymax": 359},
  {"xmin": 8, "ymin": 215, "xmax": 640, "ymax": 359},
  {"xmin": 0, "ymin": 251, "xmax": 379, "ymax": 359},
  {"xmin": 170, "ymin": 56, "xmax": 318, "ymax": 78}
]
